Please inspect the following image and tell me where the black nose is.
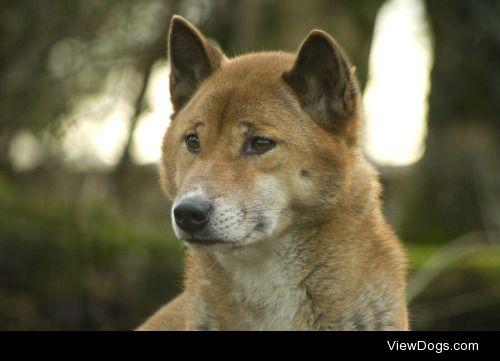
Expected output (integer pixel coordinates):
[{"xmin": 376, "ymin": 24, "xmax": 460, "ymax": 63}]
[{"xmin": 173, "ymin": 197, "xmax": 210, "ymax": 232}]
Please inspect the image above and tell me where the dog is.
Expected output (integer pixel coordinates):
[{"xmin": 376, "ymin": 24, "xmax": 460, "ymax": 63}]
[{"xmin": 138, "ymin": 15, "xmax": 408, "ymax": 330}]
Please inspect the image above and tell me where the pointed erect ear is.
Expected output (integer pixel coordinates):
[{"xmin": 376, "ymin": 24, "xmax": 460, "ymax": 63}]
[
  {"xmin": 283, "ymin": 30, "xmax": 360, "ymax": 132},
  {"xmin": 168, "ymin": 15, "xmax": 226, "ymax": 112}
]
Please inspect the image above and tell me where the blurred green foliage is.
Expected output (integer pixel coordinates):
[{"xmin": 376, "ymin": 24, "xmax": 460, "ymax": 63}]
[{"xmin": 0, "ymin": 171, "xmax": 183, "ymax": 330}]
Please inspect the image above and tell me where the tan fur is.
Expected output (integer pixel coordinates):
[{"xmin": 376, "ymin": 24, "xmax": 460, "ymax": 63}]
[{"xmin": 138, "ymin": 16, "xmax": 408, "ymax": 331}]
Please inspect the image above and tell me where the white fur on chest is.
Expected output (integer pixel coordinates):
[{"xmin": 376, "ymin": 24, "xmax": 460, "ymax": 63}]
[{"xmin": 214, "ymin": 243, "xmax": 307, "ymax": 330}]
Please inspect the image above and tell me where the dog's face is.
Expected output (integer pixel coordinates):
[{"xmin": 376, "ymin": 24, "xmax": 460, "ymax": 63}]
[{"xmin": 161, "ymin": 16, "xmax": 360, "ymax": 250}]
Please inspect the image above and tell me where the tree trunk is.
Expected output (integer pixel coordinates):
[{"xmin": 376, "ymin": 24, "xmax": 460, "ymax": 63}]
[
  {"xmin": 217, "ymin": 0, "xmax": 384, "ymax": 89},
  {"xmin": 400, "ymin": 0, "xmax": 500, "ymax": 245}
]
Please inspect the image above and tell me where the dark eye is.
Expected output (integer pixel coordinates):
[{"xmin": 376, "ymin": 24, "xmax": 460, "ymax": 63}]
[
  {"xmin": 185, "ymin": 133, "xmax": 200, "ymax": 153},
  {"xmin": 245, "ymin": 136, "xmax": 276, "ymax": 155}
]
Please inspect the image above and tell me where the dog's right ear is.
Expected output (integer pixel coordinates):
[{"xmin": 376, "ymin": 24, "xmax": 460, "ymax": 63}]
[{"xmin": 168, "ymin": 15, "xmax": 225, "ymax": 112}]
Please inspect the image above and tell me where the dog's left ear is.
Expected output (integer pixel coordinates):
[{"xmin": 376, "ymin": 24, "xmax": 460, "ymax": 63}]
[{"xmin": 283, "ymin": 30, "xmax": 359, "ymax": 133}]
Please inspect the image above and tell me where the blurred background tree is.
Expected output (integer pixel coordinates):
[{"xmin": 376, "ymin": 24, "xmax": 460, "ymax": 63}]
[
  {"xmin": 400, "ymin": 0, "xmax": 500, "ymax": 330},
  {"xmin": 0, "ymin": 0, "xmax": 499, "ymax": 330}
]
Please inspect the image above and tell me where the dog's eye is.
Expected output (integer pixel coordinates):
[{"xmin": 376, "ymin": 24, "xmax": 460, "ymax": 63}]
[
  {"xmin": 245, "ymin": 136, "xmax": 276, "ymax": 155},
  {"xmin": 185, "ymin": 133, "xmax": 200, "ymax": 153}
]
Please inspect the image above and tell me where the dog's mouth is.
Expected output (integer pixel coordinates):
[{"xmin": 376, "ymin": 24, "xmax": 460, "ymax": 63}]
[
  {"xmin": 182, "ymin": 237, "xmax": 243, "ymax": 252},
  {"xmin": 181, "ymin": 222, "xmax": 266, "ymax": 249},
  {"xmin": 183, "ymin": 236, "xmax": 224, "ymax": 246}
]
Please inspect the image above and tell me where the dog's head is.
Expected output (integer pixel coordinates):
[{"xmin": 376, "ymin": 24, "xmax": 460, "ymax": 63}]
[{"xmin": 161, "ymin": 16, "xmax": 361, "ymax": 250}]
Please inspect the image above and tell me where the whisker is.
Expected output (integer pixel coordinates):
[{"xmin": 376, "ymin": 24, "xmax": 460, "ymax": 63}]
[{"xmin": 203, "ymin": 258, "xmax": 219, "ymax": 276}]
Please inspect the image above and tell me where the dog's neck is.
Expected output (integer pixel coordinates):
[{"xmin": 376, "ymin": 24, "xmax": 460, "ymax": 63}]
[{"xmin": 189, "ymin": 231, "xmax": 318, "ymax": 330}]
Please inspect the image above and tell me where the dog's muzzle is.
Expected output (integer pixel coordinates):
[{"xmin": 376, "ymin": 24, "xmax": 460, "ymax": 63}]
[
  {"xmin": 173, "ymin": 196, "xmax": 211, "ymax": 232},
  {"xmin": 173, "ymin": 195, "xmax": 221, "ymax": 245}
]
